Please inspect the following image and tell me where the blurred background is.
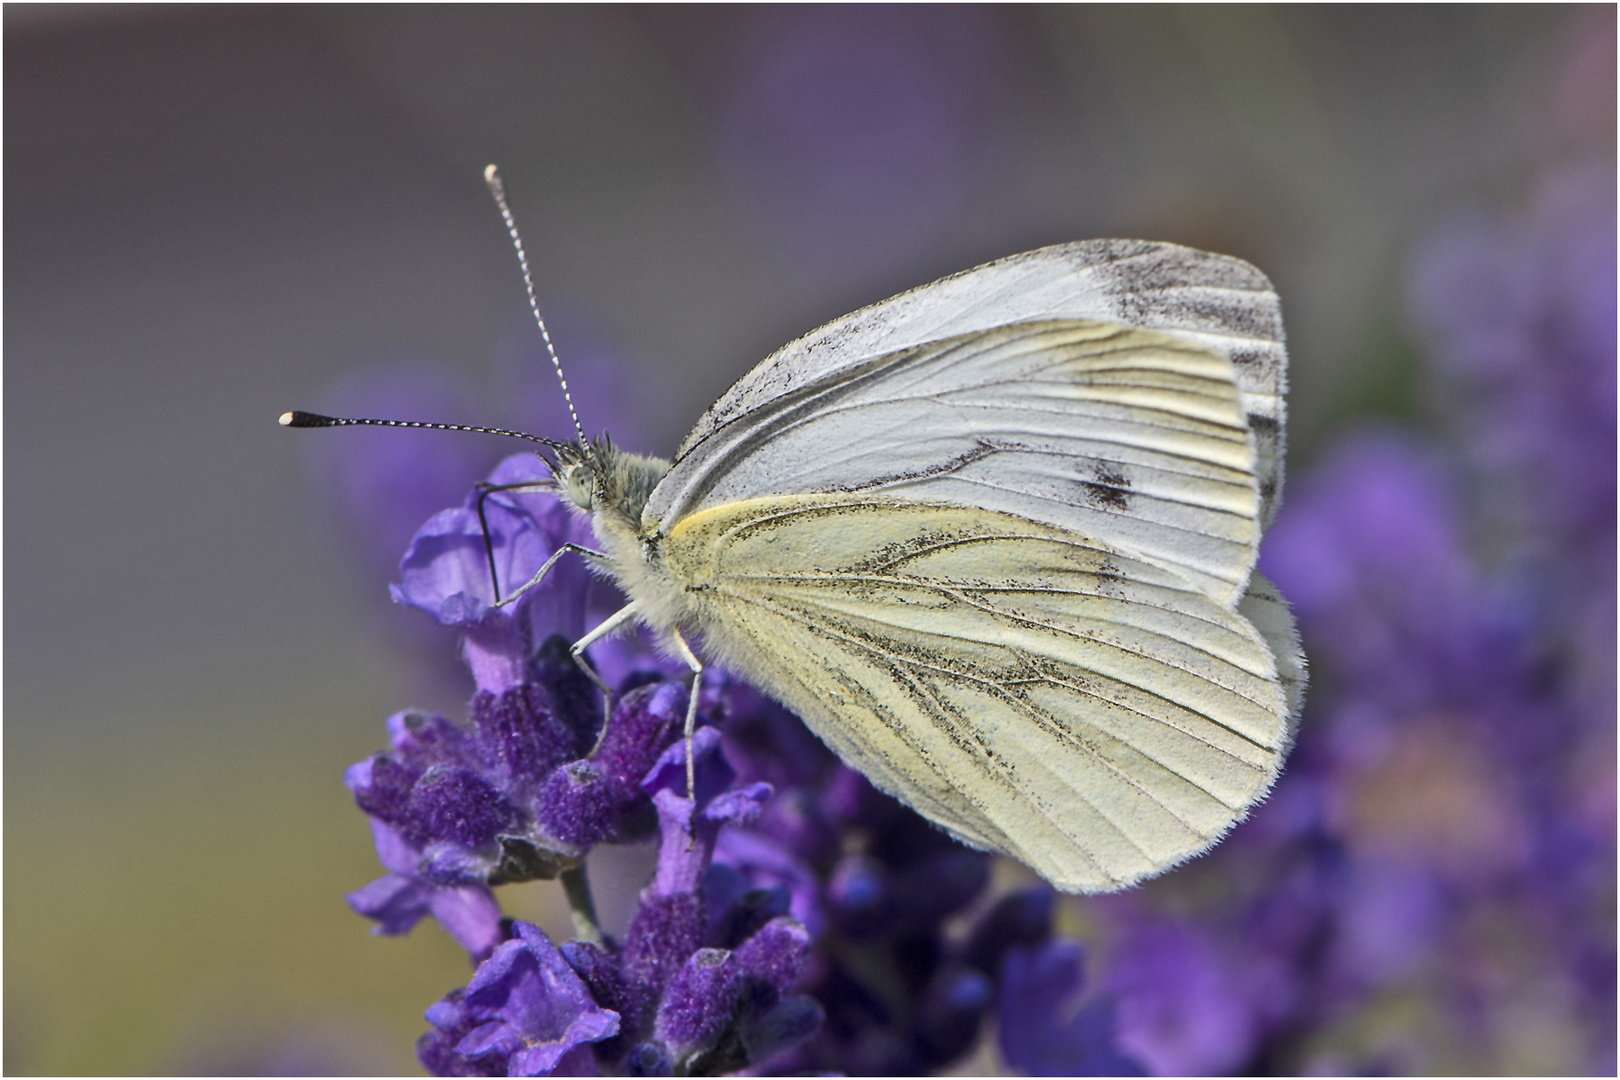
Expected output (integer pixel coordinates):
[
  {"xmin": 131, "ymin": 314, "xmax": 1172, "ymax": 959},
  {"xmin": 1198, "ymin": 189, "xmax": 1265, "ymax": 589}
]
[{"xmin": 6, "ymin": 5, "xmax": 1612, "ymax": 1074}]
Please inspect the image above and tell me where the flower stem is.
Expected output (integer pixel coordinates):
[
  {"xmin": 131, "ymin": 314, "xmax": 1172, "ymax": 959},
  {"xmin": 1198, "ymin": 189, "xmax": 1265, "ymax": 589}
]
[{"xmin": 560, "ymin": 863, "xmax": 604, "ymax": 945}]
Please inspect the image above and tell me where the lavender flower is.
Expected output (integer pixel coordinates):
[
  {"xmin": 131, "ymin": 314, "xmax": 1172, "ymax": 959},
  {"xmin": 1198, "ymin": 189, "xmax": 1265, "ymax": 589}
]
[
  {"xmin": 336, "ymin": 445, "xmax": 1151, "ymax": 1075},
  {"xmin": 334, "ymin": 457, "xmax": 839, "ymax": 1075},
  {"xmin": 418, "ymin": 921, "xmax": 620, "ymax": 1077},
  {"xmin": 1000, "ymin": 941, "xmax": 1146, "ymax": 1077}
]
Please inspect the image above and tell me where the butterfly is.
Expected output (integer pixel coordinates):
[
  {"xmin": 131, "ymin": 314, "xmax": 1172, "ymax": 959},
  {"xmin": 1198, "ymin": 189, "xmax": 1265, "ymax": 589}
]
[
  {"xmin": 547, "ymin": 239, "xmax": 1304, "ymax": 894},
  {"xmin": 289, "ymin": 230, "xmax": 1304, "ymax": 894}
]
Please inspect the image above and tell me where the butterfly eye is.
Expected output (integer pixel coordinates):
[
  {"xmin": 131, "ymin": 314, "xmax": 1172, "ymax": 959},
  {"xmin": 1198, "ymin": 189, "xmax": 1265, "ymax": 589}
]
[{"xmin": 558, "ymin": 459, "xmax": 596, "ymax": 511}]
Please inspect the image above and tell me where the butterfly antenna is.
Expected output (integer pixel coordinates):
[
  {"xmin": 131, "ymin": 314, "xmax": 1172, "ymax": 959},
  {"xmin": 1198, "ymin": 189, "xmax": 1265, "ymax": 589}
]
[
  {"xmin": 484, "ymin": 164, "xmax": 588, "ymax": 448},
  {"xmin": 278, "ymin": 411, "xmax": 569, "ymax": 456}
]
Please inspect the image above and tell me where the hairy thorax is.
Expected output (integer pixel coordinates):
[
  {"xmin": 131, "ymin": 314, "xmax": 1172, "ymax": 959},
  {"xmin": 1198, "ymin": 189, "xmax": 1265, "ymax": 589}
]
[{"xmin": 556, "ymin": 439, "xmax": 697, "ymax": 639}]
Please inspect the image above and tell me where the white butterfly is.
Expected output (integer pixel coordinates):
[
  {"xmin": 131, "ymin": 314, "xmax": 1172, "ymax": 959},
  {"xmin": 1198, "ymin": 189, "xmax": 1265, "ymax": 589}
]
[
  {"xmin": 288, "ymin": 230, "xmax": 1305, "ymax": 894},
  {"xmin": 551, "ymin": 239, "xmax": 1305, "ymax": 894}
]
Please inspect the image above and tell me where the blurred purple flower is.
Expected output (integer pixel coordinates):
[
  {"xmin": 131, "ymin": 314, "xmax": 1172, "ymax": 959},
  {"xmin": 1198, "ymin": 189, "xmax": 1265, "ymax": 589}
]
[
  {"xmin": 708, "ymin": 6, "xmax": 1003, "ymax": 277},
  {"xmin": 1001, "ymin": 941, "xmax": 1145, "ymax": 1077},
  {"xmin": 1091, "ymin": 156, "xmax": 1615, "ymax": 1076},
  {"xmin": 1409, "ymin": 163, "xmax": 1616, "ymax": 549},
  {"xmin": 1104, "ymin": 920, "xmax": 1272, "ymax": 1076}
]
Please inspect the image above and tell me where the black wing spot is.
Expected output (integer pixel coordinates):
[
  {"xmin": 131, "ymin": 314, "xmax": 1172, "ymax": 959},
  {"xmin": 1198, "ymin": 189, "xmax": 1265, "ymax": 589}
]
[
  {"xmin": 1246, "ymin": 412, "xmax": 1279, "ymax": 436},
  {"xmin": 1079, "ymin": 462, "xmax": 1132, "ymax": 510}
]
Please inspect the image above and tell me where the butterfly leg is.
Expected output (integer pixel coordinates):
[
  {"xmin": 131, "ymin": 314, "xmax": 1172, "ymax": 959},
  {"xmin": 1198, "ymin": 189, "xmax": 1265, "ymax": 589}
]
[
  {"xmin": 571, "ymin": 602, "xmax": 642, "ymax": 754},
  {"xmin": 493, "ymin": 542, "xmax": 607, "ymax": 610},
  {"xmin": 668, "ymin": 629, "xmax": 704, "ymax": 801},
  {"xmin": 474, "ymin": 480, "xmax": 608, "ymax": 606}
]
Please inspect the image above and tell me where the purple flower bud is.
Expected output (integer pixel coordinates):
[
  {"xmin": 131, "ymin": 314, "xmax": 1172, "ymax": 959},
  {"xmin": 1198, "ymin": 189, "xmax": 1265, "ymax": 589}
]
[
  {"xmin": 537, "ymin": 760, "xmax": 618, "ymax": 846},
  {"xmin": 593, "ymin": 682, "xmax": 685, "ymax": 800},
  {"xmin": 828, "ymin": 854, "xmax": 891, "ymax": 936},
  {"xmin": 962, "ymin": 887, "xmax": 1053, "ymax": 975},
  {"xmin": 348, "ymin": 755, "xmax": 422, "ymax": 838},
  {"xmin": 528, "ymin": 633, "xmax": 603, "ymax": 759},
  {"xmin": 711, "ymin": 884, "xmax": 792, "ymax": 952},
  {"xmin": 412, "ymin": 765, "xmax": 520, "ymax": 848},
  {"xmin": 655, "ymin": 948, "xmax": 743, "ymax": 1057},
  {"xmin": 621, "ymin": 891, "xmax": 705, "ymax": 1004},
  {"xmin": 913, "ymin": 964, "xmax": 991, "ymax": 1066},
  {"xmin": 734, "ymin": 916, "xmax": 812, "ymax": 994},
  {"xmin": 387, "ymin": 709, "xmax": 477, "ymax": 770},
  {"xmin": 471, "ymin": 682, "xmax": 577, "ymax": 787},
  {"xmin": 738, "ymin": 994, "xmax": 825, "ymax": 1067}
]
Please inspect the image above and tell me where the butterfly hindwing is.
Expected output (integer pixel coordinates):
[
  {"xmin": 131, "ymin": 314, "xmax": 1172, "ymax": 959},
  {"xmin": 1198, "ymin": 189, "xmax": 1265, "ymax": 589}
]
[{"xmin": 664, "ymin": 495, "xmax": 1291, "ymax": 893}]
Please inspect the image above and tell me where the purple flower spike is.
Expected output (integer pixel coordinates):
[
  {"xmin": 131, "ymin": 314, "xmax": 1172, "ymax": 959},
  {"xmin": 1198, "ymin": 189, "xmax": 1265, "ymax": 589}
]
[
  {"xmin": 999, "ymin": 941, "xmax": 1145, "ymax": 1077},
  {"xmin": 655, "ymin": 947, "xmax": 744, "ymax": 1058},
  {"xmin": 432, "ymin": 921, "xmax": 620, "ymax": 1077}
]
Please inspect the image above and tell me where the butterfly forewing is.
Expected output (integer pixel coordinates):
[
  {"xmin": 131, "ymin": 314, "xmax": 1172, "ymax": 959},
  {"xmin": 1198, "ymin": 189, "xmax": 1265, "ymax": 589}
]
[
  {"xmin": 673, "ymin": 240, "xmax": 1289, "ymax": 526},
  {"xmin": 648, "ymin": 320, "xmax": 1262, "ymax": 607},
  {"xmin": 665, "ymin": 495, "xmax": 1291, "ymax": 893}
]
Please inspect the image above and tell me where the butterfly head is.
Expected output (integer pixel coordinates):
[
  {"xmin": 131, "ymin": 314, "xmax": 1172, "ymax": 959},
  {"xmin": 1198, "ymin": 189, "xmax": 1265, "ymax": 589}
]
[{"xmin": 554, "ymin": 436, "xmax": 671, "ymax": 528}]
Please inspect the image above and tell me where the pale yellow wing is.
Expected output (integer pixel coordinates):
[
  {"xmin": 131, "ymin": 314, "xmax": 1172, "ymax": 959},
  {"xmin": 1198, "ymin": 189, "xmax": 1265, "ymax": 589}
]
[{"xmin": 664, "ymin": 494, "xmax": 1291, "ymax": 893}]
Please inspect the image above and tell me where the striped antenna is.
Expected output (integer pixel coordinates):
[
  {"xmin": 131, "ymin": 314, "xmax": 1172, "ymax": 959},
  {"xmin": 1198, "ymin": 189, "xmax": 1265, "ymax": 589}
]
[
  {"xmin": 278, "ymin": 410, "xmax": 567, "ymax": 453},
  {"xmin": 484, "ymin": 164, "xmax": 587, "ymax": 447}
]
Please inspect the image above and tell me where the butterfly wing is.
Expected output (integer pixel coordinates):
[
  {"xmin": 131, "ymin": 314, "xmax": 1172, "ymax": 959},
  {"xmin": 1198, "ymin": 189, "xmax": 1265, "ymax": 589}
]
[
  {"xmin": 664, "ymin": 495, "xmax": 1292, "ymax": 893},
  {"xmin": 648, "ymin": 319, "xmax": 1261, "ymax": 607},
  {"xmin": 670, "ymin": 241, "xmax": 1288, "ymax": 528}
]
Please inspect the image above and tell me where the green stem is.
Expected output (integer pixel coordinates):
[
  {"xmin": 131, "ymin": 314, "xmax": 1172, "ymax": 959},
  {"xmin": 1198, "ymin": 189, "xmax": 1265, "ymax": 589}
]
[{"xmin": 560, "ymin": 863, "xmax": 603, "ymax": 945}]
